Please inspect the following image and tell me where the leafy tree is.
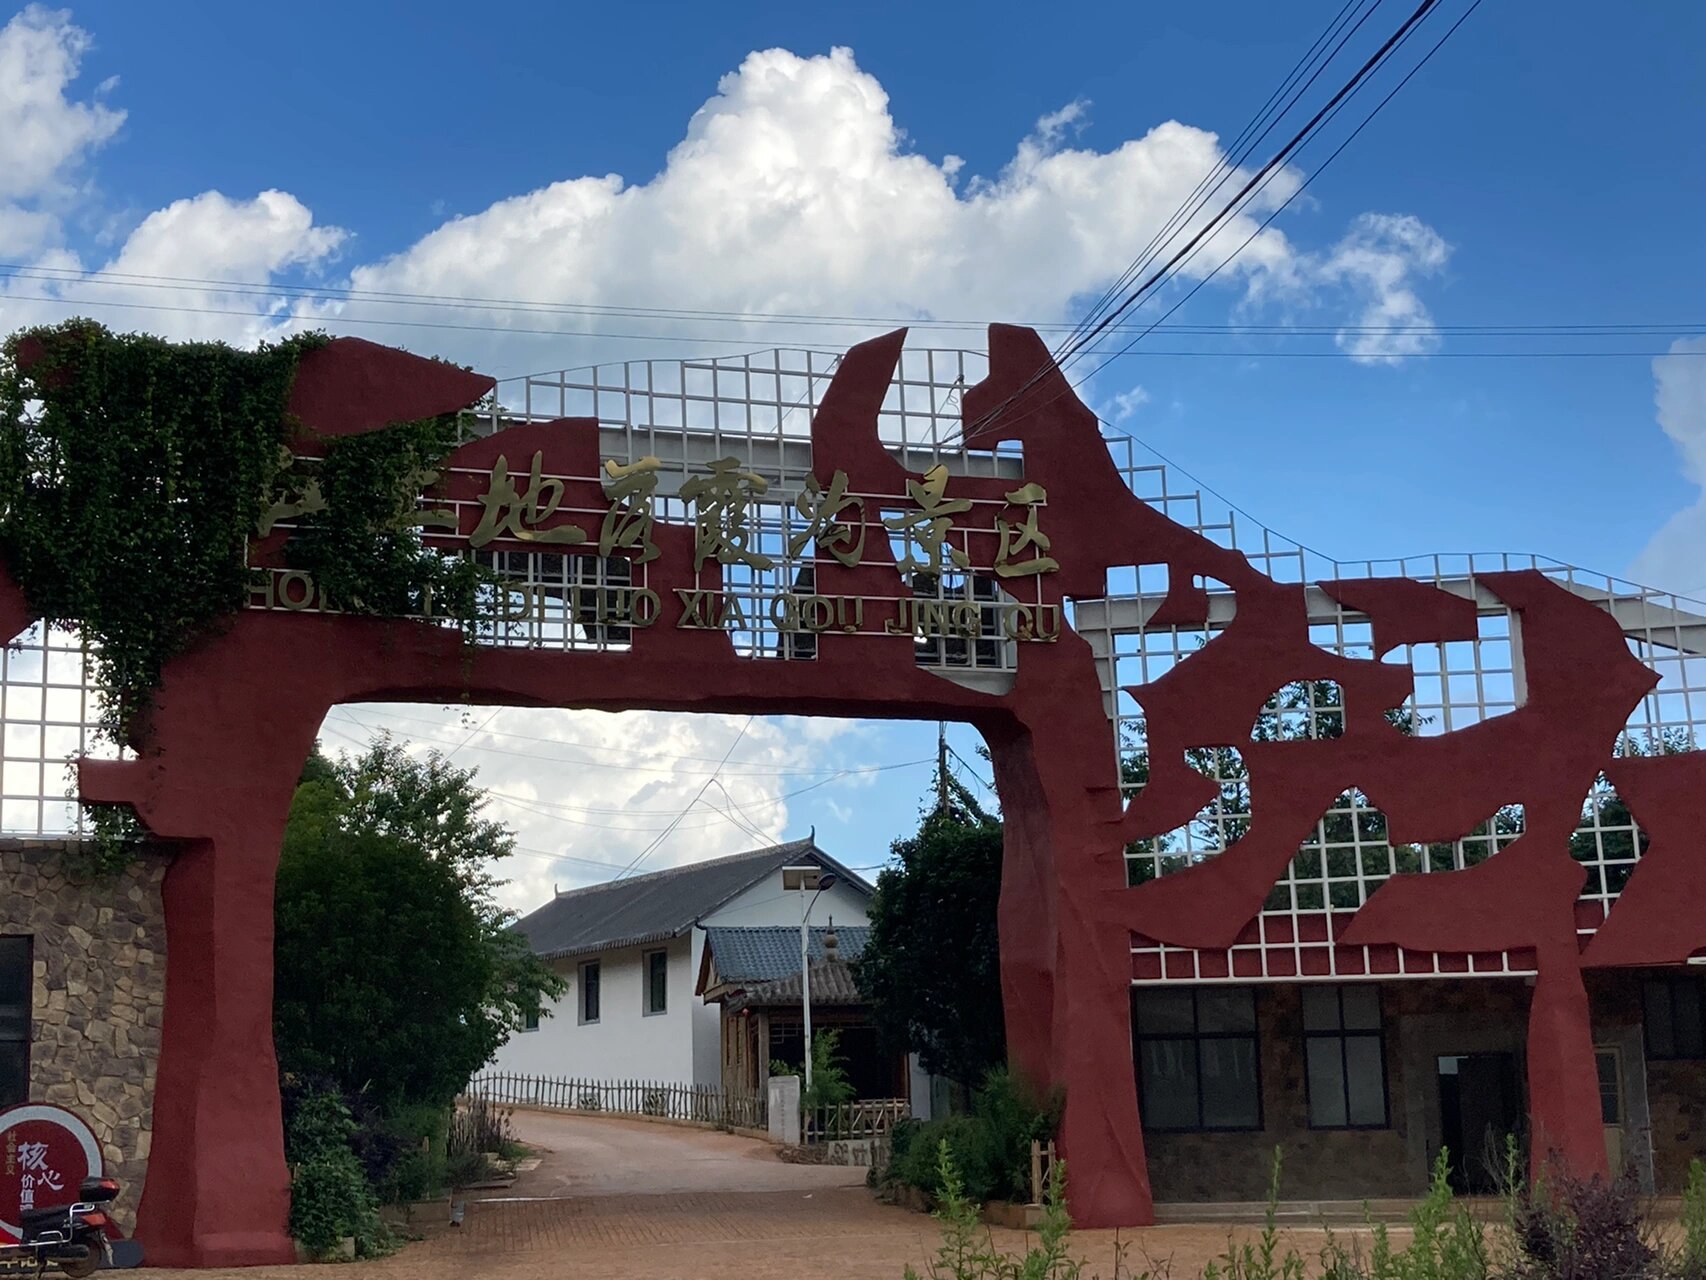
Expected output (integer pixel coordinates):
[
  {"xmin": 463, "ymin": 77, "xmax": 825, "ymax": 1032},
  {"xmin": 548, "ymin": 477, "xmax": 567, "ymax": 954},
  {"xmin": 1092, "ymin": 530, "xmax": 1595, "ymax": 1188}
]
[
  {"xmin": 274, "ymin": 737, "xmax": 563, "ymax": 1113},
  {"xmin": 856, "ymin": 770, "xmax": 1006, "ymax": 1090}
]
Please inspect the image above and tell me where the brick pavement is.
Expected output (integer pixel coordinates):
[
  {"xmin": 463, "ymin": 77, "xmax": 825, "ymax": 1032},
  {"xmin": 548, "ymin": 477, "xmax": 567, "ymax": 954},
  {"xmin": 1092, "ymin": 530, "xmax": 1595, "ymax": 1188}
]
[{"xmin": 129, "ymin": 1113, "xmax": 1372, "ymax": 1279}]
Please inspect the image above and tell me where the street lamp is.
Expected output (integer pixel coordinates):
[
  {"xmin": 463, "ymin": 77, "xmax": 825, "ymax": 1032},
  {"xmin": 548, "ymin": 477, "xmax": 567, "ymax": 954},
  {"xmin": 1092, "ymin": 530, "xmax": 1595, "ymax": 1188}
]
[{"xmin": 782, "ymin": 864, "xmax": 838, "ymax": 1091}]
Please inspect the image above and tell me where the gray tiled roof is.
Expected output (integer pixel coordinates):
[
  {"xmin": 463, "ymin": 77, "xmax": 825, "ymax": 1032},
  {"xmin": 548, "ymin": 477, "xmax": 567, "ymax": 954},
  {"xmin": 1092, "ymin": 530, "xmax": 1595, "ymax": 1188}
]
[
  {"xmin": 513, "ymin": 838, "xmax": 871, "ymax": 960},
  {"xmin": 727, "ymin": 960, "xmax": 866, "ymax": 1012},
  {"xmin": 702, "ymin": 925, "xmax": 872, "ymax": 984}
]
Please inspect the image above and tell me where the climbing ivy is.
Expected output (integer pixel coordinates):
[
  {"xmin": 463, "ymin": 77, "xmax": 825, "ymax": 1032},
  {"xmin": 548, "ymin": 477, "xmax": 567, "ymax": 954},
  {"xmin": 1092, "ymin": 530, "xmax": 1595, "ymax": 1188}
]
[
  {"xmin": 0, "ymin": 321, "xmax": 494, "ymax": 874},
  {"xmin": 283, "ymin": 413, "xmax": 489, "ymax": 625},
  {"xmin": 0, "ymin": 321, "xmax": 318, "ymax": 741}
]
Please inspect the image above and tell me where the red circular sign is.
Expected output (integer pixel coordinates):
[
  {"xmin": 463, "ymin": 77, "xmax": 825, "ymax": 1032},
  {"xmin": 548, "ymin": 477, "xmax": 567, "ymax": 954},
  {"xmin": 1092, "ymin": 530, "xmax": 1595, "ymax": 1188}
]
[{"xmin": 0, "ymin": 1105, "xmax": 103, "ymax": 1243}]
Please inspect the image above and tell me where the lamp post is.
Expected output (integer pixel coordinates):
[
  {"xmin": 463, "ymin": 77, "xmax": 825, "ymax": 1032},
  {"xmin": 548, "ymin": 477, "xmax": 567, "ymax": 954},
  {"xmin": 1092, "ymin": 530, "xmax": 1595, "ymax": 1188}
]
[{"xmin": 783, "ymin": 864, "xmax": 838, "ymax": 1092}]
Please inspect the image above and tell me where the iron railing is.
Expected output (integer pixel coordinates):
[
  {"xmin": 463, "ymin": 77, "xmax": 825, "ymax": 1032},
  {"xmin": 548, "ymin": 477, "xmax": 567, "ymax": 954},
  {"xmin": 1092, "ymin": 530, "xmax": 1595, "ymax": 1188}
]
[
  {"xmin": 466, "ymin": 1073, "xmax": 766, "ymax": 1130},
  {"xmin": 802, "ymin": 1097, "xmax": 910, "ymax": 1144}
]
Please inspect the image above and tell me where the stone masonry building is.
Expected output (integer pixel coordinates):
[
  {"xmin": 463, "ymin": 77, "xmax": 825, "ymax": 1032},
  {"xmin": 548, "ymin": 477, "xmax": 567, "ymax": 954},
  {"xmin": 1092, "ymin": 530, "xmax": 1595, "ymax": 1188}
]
[{"xmin": 0, "ymin": 838, "xmax": 165, "ymax": 1232}]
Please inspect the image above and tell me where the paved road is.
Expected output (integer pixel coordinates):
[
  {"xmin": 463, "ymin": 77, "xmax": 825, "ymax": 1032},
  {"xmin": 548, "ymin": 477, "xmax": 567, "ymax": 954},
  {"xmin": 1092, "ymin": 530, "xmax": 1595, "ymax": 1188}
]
[
  {"xmin": 500, "ymin": 1108, "xmax": 868, "ymax": 1196},
  {"xmin": 133, "ymin": 1111, "xmax": 1356, "ymax": 1280}
]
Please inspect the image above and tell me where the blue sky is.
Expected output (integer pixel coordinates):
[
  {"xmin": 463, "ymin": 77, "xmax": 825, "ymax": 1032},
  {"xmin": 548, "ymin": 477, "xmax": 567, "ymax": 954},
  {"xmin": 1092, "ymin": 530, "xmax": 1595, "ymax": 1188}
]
[{"xmin": 3, "ymin": 1, "xmax": 1704, "ymax": 903}]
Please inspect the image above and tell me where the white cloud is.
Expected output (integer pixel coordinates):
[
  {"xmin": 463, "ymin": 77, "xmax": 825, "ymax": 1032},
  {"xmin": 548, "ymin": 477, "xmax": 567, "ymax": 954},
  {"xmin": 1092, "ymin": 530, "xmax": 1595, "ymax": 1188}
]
[
  {"xmin": 0, "ymin": 6, "xmax": 123, "ymax": 254},
  {"xmin": 1319, "ymin": 213, "xmax": 1451, "ymax": 364},
  {"xmin": 0, "ymin": 188, "xmax": 347, "ymax": 343},
  {"xmin": 1108, "ymin": 385, "xmax": 1151, "ymax": 423},
  {"xmin": 319, "ymin": 705, "xmax": 874, "ymax": 913},
  {"xmin": 296, "ymin": 48, "xmax": 1425, "ymax": 379},
  {"xmin": 1629, "ymin": 339, "xmax": 1706, "ymax": 597}
]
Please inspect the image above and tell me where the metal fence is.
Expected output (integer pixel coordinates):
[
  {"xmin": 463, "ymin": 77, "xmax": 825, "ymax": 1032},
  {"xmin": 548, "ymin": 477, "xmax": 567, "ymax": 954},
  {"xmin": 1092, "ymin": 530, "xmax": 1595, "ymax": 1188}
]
[
  {"xmin": 802, "ymin": 1098, "xmax": 910, "ymax": 1145},
  {"xmin": 467, "ymin": 1073, "xmax": 766, "ymax": 1130}
]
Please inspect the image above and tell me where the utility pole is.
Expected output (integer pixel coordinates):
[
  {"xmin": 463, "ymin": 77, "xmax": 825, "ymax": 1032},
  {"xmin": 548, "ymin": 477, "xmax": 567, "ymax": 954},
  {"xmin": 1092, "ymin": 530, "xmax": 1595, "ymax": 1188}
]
[{"xmin": 936, "ymin": 722, "xmax": 950, "ymax": 814}]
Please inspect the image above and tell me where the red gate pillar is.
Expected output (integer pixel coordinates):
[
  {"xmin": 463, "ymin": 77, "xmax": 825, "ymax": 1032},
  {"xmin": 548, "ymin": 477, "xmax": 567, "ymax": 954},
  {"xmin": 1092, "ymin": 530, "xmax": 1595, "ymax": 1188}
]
[
  {"xmin": 988, "ymin": 713, "xmax": 1156, "ymax": 1228},
  {"xmin": 83, "ymin": 744, "xmax": 313, "ymax": 1266},
  {"xmin": 1525, "ymin": 938, "xmax": 1611, "ymax": 1185},
  {"xmin": 135, "ymin": 831, "xmax": 296, "ymax": 1266}
]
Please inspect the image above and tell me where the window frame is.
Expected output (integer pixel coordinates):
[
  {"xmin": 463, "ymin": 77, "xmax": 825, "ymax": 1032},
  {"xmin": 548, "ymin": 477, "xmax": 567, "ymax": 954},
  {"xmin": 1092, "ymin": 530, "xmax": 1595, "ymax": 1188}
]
[
  {"xmin": 0, "ymin": 935, "xmax": 32, "ymax": 1110},
  {"xmin": 1132, "ymin": 985, "xmax": 1264, "ymax": 1133},
  {"xmin": 578, "ymin": 959, "xmax": 601, "ymax": 1026},
  {"xmin": 521, "ymin": 1007, "xmax": 540, "ymax": 1033},
  {"xmin": 1643, "ymin": 976, "xmax": 1706, "ymax": 1061},
  {"xmin": 1301, "ymin": 984, "xmax": 1390, "ymax": 1131},
  {"xmin": 642, "ymin": 948, "xmax": 668, "ymax": 1017}
]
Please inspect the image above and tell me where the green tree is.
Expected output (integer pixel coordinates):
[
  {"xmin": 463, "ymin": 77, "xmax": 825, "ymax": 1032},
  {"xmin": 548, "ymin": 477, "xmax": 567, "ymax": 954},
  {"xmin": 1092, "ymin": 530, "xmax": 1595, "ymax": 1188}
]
[
  {"xmin": 274, "ymin": 738, "xmax": 563, "ymax": 1113},
  {"xmin": 856, "ymin": 768, "xmax": 1006, "ymax": 1090}
]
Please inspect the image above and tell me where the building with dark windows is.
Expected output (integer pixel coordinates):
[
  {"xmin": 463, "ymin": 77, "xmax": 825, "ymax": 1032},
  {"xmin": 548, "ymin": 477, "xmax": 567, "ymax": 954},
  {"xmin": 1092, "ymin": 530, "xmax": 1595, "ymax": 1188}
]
[{"xmin": 1130, "ymin": 971, "xmax": 1704, "ymax": 1199}]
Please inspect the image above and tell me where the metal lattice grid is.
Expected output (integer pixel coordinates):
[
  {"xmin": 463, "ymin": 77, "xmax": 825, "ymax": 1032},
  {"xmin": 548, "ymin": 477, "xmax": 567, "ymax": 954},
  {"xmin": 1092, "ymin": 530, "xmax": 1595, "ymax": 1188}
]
[{"xmin": 0, "ymin": 626, "xmax": 120, "ymax": 836}]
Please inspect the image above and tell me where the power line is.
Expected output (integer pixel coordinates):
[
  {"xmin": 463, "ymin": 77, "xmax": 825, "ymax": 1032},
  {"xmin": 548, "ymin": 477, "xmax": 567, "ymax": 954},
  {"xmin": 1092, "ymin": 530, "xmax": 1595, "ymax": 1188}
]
[
  {"xmin": 3, "ymin": 262, "xmax": 1700, "ymax": 340},
  {"xmin": 966, "ymin": 0, "xmax": 1455, "ymax": 439},
  {"xmin": 969, "ymin": 0, "xmax": 1486, "ymax": 448},
  {"xmin": 612, "ymin": 716, "xmax": 753, "ymax": 879},
  {"xmin": 4, "ymin": 286, "xmax": 1693, "ymax": 361},
  {"xmin": 1066, "ymin": 0, "xmax": 1383, "ymax": 354}
]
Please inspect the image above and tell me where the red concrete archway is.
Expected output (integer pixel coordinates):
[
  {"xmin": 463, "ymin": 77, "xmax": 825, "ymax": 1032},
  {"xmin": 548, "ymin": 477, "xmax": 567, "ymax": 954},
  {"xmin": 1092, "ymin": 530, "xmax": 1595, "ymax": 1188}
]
[{"xmin": 2, "ymin": 326, "xmax": 1698, "ymax": 1266}]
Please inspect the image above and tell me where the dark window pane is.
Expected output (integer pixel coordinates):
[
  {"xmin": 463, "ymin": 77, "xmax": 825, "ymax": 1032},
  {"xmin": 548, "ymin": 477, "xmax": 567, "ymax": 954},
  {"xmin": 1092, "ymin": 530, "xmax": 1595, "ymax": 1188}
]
[
  {"xmin": 1645, "ymin": 981, "xmax": 1675, "ymax": 1058},
  {"xmin": 1677, "ymin": 983, "xmax": 1705, "ymax": 1058},
  {"xmin": 1302, "ymin": 986, "xmax": 1340, "ymax": 1032},
  {"xmin": 1135, "ymin": 989, "xmax": 1194, "ymax": 1035},
  {"xmin": 0, "ymin": 1042, "xmax": 24, "ymax": 1108},
  {"xmin": 647, "ymin": 951, "xmax": 668, "ymax": 1014},
  {"xmin": 1341, "ymin": 986, "xmax": 1382, "ymax": 1031},
  {"xmin": 1199, "ymin": 1037, "xmax": 1260, "ymax": 1128},
  {"xmin": 583, "ymin": 963, "xmax": 601, "ymax": 1022},
  {"xmin": 1197, "ymin": 987, "xmax": 1255, "ymax": 1033},
  {"xmin": 523, "ymin": 1008, "xmax": 539, "ymax": 1032},
  {"xmin": 1138, "ymin": 1039, "xmax": 1199, "ymax": 1130},
  {"xmin": 1306, "ymin": 1038, "xmax": 1347, "ymax": 1127},
  {"xmin": 1596, "ymin": 1051, "xmax": 1621, "ymax": 1125},
  {"xmin": 0, "ymin": 937, "xmax": 30, "ymax": 1043},
  {"xmin": 1344, "ymin": 1035, "xmax": 1387, "ymax": 1126}
]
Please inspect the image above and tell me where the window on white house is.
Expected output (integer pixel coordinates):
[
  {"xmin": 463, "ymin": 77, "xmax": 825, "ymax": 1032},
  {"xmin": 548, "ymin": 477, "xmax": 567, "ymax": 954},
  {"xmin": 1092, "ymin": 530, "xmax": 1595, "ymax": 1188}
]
[
  {"xmin": 0, "ymin": 936, "xmax": 30, "ymax": 1108},
  {"xmin": 1303, "ymin": 985, "xmax": 1388, "ymax": 1128},
  {"xmin": 644, "ymin": 949, "xmax": 668, "ymax": 1015},
  {"xmin": 580, "ymin": 960, "xmax": 601, "ymax": 1024},
  {"xmin": 1133, "ymin": 986, "xmax": 1261, "ymax": 1131},
  {"xmin": 522, "ymin": 1007, "xmax": 540, "ymax": 1032}
]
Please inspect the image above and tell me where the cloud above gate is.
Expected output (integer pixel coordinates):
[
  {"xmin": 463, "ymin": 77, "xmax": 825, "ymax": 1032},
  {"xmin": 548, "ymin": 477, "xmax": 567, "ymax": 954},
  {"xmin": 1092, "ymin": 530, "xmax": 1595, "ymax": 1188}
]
[
  {"xmin": 0, "ymin": 26, "xmax": 1451, "ymax": 376},
  {"xmin": 1630, "ymin": 338, "xmax": 1706, "ymax": 599}
]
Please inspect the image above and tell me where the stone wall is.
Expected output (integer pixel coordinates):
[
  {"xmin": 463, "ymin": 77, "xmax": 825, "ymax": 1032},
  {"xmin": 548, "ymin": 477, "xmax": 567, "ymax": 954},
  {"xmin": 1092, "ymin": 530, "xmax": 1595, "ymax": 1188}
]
[
  {"xmin": 0, "ymin": 838, "xmax": 168, "ymax": 1232},
  {"xmin": 1144, "ymin": 979, "xmax": 1535, "ymax": 1203}
]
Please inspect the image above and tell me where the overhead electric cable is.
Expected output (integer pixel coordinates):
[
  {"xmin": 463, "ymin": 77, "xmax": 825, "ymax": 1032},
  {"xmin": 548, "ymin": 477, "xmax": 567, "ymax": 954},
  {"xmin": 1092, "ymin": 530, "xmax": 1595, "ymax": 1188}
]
[
  {"xmin": 1, "ymin": 261, "xmax": 1698, "ymax": 340},
  {"xmin": 961, "ymin": 0, "xmax": 1459, "ymax": 441},
  {"xmin": 1065, "ymin": 0, "xmax": 1382, "ymax": 352},
  {"xmin": 611, "ymin": 716, "xmax": 753, "ymax": 879}
]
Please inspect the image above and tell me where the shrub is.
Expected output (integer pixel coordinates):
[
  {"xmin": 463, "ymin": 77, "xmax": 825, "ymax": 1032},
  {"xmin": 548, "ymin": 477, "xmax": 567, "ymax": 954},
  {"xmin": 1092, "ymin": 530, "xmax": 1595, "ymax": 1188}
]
[
  {"xmin": 883, "ymin": 1068, "xmax": 1060, "ymax": 1206},
  {"xmin": 283, "ymin": 1087, "xmax": 390, "ymax": 1258},
  {"xmin": 1508, "ymin": 1161, "xmax": 1656, "ymax": 1280},
  {"xmin": 447, "ymin": 1094, "xmax": 515, "ymax": 1157},
  {"xmin": 1681, "ymin": 1159, "xmax": 1706, "ymax": 1280}
]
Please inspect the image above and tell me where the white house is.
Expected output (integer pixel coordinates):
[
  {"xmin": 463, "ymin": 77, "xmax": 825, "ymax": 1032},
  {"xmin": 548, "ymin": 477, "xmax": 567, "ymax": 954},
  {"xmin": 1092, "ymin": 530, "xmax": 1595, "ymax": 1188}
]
[{"xmin": 490, "ymin": 838, "xmax": 874, "ymax": 1087}]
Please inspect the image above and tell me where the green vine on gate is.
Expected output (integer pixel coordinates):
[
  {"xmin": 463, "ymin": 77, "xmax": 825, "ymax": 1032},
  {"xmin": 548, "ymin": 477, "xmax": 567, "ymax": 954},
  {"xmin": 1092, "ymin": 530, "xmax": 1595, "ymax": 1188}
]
[{"xmin": 0, "ymin": 320, "xmax": 494, "ymax": 873}]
